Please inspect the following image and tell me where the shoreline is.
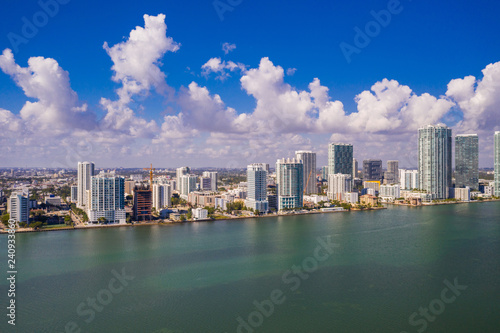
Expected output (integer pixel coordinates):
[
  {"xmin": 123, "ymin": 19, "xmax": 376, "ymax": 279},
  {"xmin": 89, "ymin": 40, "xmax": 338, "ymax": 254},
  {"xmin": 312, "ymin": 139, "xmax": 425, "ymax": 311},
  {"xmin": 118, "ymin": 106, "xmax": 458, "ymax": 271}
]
[
  {"xmin": 0, "ymin": 206, "xmax": 387, "ymax": 234},
  {"xmin": 3, "ymin": 199, "xmax": 498, "ymax": 234},
  {"xmin": 387, "ymin": 198, "xmax": 500, "ymax": 207}
]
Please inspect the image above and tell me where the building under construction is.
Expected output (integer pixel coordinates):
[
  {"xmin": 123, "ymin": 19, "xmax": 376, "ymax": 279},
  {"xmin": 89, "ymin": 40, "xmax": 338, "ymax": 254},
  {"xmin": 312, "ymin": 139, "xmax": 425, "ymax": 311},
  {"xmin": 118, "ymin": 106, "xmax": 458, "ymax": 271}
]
[{"xmin": 133, "ymin": 184, "xmax": 152, "ymax": 221}]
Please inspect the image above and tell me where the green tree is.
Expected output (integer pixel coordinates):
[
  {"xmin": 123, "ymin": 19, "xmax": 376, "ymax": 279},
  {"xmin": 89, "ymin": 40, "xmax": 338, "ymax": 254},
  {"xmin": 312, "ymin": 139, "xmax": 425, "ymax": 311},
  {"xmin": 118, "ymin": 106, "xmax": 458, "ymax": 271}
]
[
  {"xmin": 1, "ymin": 213, "xmax": 10, "ymax": 226},
  {"xmin": 30, "ymin": 221, "xmax": 43, "ymax": 230}
]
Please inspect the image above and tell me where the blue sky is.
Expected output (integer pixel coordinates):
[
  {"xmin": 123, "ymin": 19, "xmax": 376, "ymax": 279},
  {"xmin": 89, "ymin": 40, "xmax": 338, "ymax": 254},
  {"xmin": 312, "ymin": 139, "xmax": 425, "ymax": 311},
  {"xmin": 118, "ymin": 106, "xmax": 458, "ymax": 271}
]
[{"xmin": 1, "ymin": 0, "xmax": 499, "ymax": 168}]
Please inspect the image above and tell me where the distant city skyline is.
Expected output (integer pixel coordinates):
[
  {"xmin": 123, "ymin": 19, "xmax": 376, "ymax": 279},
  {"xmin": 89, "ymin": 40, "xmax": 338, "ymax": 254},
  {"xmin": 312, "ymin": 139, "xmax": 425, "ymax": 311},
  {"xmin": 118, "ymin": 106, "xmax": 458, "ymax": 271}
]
[{"xmin": 1, "ymin": 1, "xmax": 500, "ymax": 168}]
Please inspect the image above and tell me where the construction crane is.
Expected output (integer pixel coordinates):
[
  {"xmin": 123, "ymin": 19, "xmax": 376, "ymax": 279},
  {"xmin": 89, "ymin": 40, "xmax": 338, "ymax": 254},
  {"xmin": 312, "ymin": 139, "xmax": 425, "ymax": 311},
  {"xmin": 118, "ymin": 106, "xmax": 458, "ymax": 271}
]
[
  {"xmin": 143, "ymin": 163, "xmax": 156, "ymax": 190},
  {"xmin": 304, "ymin": 169, "xmax": 313, "ymax": 195}
]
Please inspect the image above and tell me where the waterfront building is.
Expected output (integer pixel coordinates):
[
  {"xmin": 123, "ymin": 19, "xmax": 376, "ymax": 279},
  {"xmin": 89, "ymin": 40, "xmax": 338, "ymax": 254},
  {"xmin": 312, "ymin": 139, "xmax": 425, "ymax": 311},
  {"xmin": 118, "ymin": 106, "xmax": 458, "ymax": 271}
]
[
  {"xmin": 192, "ymin": 208, "xmax": 208, "ymax": 220},
  {"xmin": 176, "ymin": 167, "xmax": 190, "ymax": 191},
  {"xmin": 8, "ymin": 190, "xmax": 29, "ymax": 223},
  {"xmin": 303, "ymin": 194, "xmax": 329, "ymax": 204},
  {"xmin": 454, "ymin": 187, "xmax": 471, "ymax": 202},
  {"xmin": 77, "ymin": 161, "xmax": 95, "ymax": 208},
  {"xmin": 360, "ymin": 194, "xmax": 378, "ymax": 206},
  {"xmin": 295, "ymin": 151, "xmax": 317, "ymax": 194},
  {"xmin": 343, "ymin": 192, "xmax": 359, "ymax": 204},
  {"xmin": 276, "ymin": 158, "xmax": 303, "ymax": 210},
  {"xmin": 328, "ymin": 143, "xmax": 353, "ymax": 176},
  {"xmin": 363, "ymin": 159, "xmax": 383, "ymax": 181},
  {"xmin": 202, "ymin": 171, "xmax": 218, "ymax": 191},
  {"xmin": 152, "ymin": 184, "xmax": 171, "ymax": 210},
  {"xmin": 267, "ymin": 194, "xmax": 277, "ymax": 210},
  {"xmin": 245, "ymin": 163, "xmax": 269, "ymax": 212},
  {"xmin": 418, "ymin": 124, "xmax": 452, "ymax": 199},
  {"xmin": 133, "ymin": 185, "xmax": 152, "ymax": 221},
  {"xmin": 380, "ymin": 184, "xmax": 401, "ymax": 202},
  {"xmin": 327, "ymin": 173, "xmax": 352, "ymax": 201},
  {"xmin": 495, "ymin": 132, "xmax": 500, "ymax": 196},
  {"xmin": 88, "ymin": 174, "xmax": 126, "ymax": 224},
  {"xmin": 455, "ymin": 134, "xmax": 479, "ymax": 190}
]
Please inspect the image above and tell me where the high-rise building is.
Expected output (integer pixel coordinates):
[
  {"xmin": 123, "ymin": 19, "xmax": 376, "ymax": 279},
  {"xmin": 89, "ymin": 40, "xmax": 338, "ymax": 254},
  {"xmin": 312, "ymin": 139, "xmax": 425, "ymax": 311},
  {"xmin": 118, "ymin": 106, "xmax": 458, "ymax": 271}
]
[
  {"xmin": 245, "ymin": 163, "xmax": 269, "ymax": 212},
  {"xmin": 124, "ymin": 180, "xmax": 136, "ymax": 195},
  {"xmin": 152, "ymin": 184, "xmax": 172, "ymax": 210},
  {"xmin": 363, "ymin": 159, "xmax": 383, "ymax": 181},
  {"xmin": 321, "ymin": 166, "xmax": 329, "ymax": 181},
  {"xmin": 384, "ymin": 160, "xmax": 399, "ymax": 184},
  {"xmin": 399, "ymin": 169, "xmax": 419, "ymax": 190},
  {"xmin": 495, "ymin": 132, "xmax": 500, "ymax": 196},
  {"xmin": 295, "ymin": 151, "xmax": 317, "ymax": 194},
  {"xmin": 176, "ymin": 167, "xmax": 190, "ymax": 191},
  {"xmin": 133, "ymin": 186, "xmax": 152, "ymax": 221},
  {"xmin": 353, "ymin": 158, "xmax": 359, "ymax": 179},
  {"xmin": 77, "ymin": 161, "xmax": 95, "ymax": 208},
  {"xmin": 200, "ymin": 177, "xmax": 212, "ymax": 191},
  {"xmin": 418, "ymin": 124, "xmax": 452, "ymax": 199},
  {"xmin": 180, "ymin": 174, "xmax": 197, "ymax": 197},
  {"xmin": 70, "ymin": 185, "xmax": 78, "ymax": 203},
  {"xmin": 202, "ymin": 171, "xmax": 218, "ymax": 191},
  {"xmin": 88, "ymin": 175, "xmax": 126, "ymax": 224},
  {"xmin": 455, "ymin": 134, "xmax": 479, "ymax": 190},
  {"xmin": 327, "ymin": 174, "xmax": 352, "ymax": 201},
  {"xmin": 8, "ymin": 190, "xmax": 29, "ymax": 223},
  {"xmin": 328, "ymin": 143, "xmax": 353, "ymax": 176},
  {"xmin": 276, "ymin": 158, "xmax": 303, "ymax": 210}
]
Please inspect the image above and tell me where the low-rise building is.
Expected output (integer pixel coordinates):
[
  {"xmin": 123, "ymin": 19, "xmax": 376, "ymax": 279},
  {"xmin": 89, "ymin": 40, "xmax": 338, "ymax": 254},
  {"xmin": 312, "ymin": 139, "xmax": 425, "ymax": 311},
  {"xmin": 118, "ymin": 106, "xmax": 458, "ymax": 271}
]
[
  {"xmin": 45, "ymin": 195, "xmax": 62, "ymax": 206},
  {"xmin": 454, "ymin": 187, "xmax": 471, "ymax": 201},
  {"xmin": 192, "ymin": 208, "xmax": 209, "ymax": 220},
  {"xmin": 187, "ymin": 191, "xmax": 218, "ymax": 207},
  {"xmin": 360, "ymin": 194, "xmax": 378, "ymax": 206},
  {"xmin": 343, "ymin": 192, "xmax": 359, "ymax": 204},
  {"xmin": 303, "ymin": 194, "xmax": 328, "ymax": 204}
]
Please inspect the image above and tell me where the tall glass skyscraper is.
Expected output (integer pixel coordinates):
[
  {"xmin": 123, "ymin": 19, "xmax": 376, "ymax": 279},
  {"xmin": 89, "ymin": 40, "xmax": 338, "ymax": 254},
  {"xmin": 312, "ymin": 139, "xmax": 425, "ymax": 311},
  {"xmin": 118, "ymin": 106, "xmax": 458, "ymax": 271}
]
[
  {"xmin": 276, "ymin": 158, "xmax": 303, "ymax": 210},
  {"xmin": 495, "ymin": 131, "xmax": 500, "ymax": 197},
  {"xmin": 363, "ymin": 159, "xmax": 383, "ymax": 181},
  {"xmin": 245, "ymin": 163, "xmax": 269, "ymax": 212},
  {"xmin": 418, "ymin": 125, "xmax": 452, "ymax": 199},
  {"xmin": 328, "ymin": 143, "xmax": 353, "ymax": 176},
  {"xmin": 295, "ymin": 151, "xmax": 317, "ymax": 194},
  {"xmin": 455, "ymin": 134, "xmax": 479, "ymax": 190}
]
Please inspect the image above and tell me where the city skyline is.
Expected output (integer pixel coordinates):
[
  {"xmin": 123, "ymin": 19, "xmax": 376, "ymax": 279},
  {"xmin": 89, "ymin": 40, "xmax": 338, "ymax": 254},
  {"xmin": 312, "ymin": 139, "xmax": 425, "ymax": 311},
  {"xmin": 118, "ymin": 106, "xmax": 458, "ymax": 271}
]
[{"xmin": 1, "ymin": 1, "xmax": 500, "ymax": 168}]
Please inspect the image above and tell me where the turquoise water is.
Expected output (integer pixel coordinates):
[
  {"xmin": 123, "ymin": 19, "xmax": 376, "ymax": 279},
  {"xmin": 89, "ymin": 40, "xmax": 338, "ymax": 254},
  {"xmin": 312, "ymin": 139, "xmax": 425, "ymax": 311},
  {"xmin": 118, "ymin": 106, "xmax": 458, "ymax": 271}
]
[{"xmin": 1, "ymin": 203, "xmax": 499, "ymax": 332}]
